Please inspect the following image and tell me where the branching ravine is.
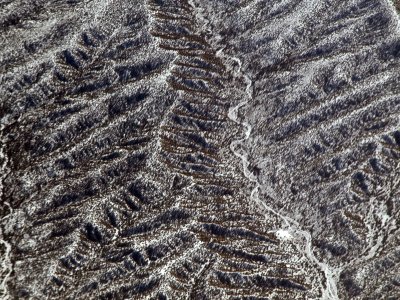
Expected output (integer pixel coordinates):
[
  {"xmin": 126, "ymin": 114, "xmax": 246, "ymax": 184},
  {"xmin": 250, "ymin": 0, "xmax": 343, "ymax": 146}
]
[{"xmin": 215, "ymin": 48, "xmax": 341, "ymax": 300}]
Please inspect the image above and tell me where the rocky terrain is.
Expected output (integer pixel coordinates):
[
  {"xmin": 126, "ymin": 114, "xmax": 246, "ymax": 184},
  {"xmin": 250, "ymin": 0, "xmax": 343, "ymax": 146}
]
[{"xmin": 1, "ymin": 0, "xmax": 400, "ymax": 299}]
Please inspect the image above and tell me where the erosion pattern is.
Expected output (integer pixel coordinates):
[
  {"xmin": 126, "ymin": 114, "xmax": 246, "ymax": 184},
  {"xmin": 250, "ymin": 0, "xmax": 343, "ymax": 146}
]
[{"xmin": 1, "ymin": 0, "xmax": 400, "ymax": 299}]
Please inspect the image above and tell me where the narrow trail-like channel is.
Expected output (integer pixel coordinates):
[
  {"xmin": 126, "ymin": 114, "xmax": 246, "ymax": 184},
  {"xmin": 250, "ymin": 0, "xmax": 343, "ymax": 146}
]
[
  {"xmin": 216, "ymin": 49, "xmax": 340, "ymax": 300},
  {"xmin": 0, "ymin": 212, "xmax": 12, "ymax": 300},
  {"xmin": 0, "ymin": 119, "xmax": 13, "ymax": 300}
]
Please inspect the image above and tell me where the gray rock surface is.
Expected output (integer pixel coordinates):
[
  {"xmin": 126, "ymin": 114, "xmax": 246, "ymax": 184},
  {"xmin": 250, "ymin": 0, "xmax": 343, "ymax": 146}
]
[{"xmin": 1, "ymin": 0, "xmax": 400, "ymax": 299}]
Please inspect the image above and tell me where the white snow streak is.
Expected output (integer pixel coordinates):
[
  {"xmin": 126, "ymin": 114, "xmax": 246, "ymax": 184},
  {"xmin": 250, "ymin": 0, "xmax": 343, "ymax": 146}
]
[{"xmin": 0, "ymin": 117, "xmax": 12, "ymax": 300}]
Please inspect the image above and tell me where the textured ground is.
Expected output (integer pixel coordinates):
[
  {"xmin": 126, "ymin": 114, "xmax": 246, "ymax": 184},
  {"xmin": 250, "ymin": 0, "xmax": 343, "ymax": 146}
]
[{"xmin": 1, "ymin": 0, "xmax": 400, "ymax": 299}]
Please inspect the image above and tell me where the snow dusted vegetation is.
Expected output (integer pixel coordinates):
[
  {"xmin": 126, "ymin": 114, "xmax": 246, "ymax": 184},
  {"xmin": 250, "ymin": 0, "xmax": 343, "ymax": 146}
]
[{"xmin": 1, "ymin": 0, "xmax": 400, "ymax": 299}]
